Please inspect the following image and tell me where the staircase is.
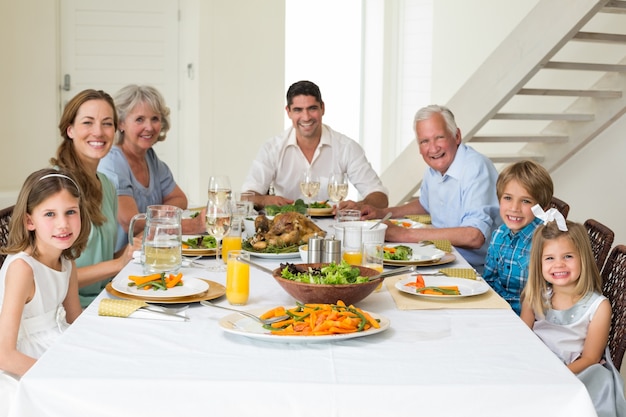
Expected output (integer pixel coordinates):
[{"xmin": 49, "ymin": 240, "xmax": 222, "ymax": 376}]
[{"xmin": 382, "ymin": 0, "xmax": 626, "ymax": 204}]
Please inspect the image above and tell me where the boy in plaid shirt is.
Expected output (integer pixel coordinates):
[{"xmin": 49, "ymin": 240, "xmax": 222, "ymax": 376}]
[{"xmin": 483, "ymin": 160, "xmax": 553, "ymax": 314}]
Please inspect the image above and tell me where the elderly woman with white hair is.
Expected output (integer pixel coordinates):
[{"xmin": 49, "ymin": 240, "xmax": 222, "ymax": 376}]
[{"xmin": 98, "ymin": 84, "xmax": 206, "ymax": 251}]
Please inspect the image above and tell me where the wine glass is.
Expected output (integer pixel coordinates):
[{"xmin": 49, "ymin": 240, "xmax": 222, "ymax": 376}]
[
  {"xmin": 205, "ymin": 198, "xmax": 232, "ymax": 272},
  {"xmin": 327, "ymin": 172, "xmax": 349, "ymax": 207},
  {"xmin": 208, "ymin": 175, "xmax": 232, "ymax": 206},
  {"xmin": 300, "ymin": 170, "xmax": 320, "ymax": 217}
]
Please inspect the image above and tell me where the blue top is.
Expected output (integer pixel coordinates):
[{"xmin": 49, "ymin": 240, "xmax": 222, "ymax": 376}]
[
  {"xmin": 419, "ymin": 144, "xmax": 500, "ymax": 271},
  {"xmin": 76, "ymin": 173, "xmax": 118, "ymax": 308},
  {"xmin": 483, "ymin": 217, "xmax": 542, "ymax": 314},
  {"xmin": 98, "ymin": 146, "xmax": 177, "ymax": 252}
]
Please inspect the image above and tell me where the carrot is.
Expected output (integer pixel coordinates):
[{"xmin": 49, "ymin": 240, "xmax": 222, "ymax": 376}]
[
  {"xmin": 129, "ymin": 273, "xmax": 162, "ymax": 286},
  {"xmin": 421, "ymin": 286, "xmax": 460, "ymax": 295},
  {"xmin": 265, "ymin": 302, "xmax": 378, "ymax": 336},
  {"xmin": 415, "ymin": 275, "xmax": 425, "ymax": 288},
  {"xmin": 166, "ymin": 272, "xmax": 183, "ymax": 288},
  {"xmin": 259, "ymin": 306, "xmax": 286, "ymax": 319}
]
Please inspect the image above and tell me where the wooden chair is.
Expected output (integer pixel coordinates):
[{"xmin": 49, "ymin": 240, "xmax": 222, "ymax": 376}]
[
  {"xmin": 584, "ymin": 219, "xmax": 615, "ymax": 273},
  {"xmin": 0, "ymin": 205, "xmax": 14, "ymax": 267},
  {"xmin": 601, "ymin": 245, "xmax": 626, "ymax": 369},
  {"xmin": 549, "ymin": 196, "xmax": 570, "ymax": 219}
]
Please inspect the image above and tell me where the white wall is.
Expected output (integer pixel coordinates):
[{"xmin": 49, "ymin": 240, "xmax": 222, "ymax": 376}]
[
  {"xmin": 431, "ymin": 0, "xmax": 626, "ymax": 247},
  {"xmin": 0, "ymin": 0, "xmax": 285, "ymax": 208},
  {"xmin": 551, "ymin": 114, "xmax": 626, "ymax": 245},
  {"xmin": 0, "ymin": 0, "xmax": 60, "ymax": 206}
]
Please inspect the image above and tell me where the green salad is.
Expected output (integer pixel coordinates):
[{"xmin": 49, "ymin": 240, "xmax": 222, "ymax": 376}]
[
  {"xmin": 309, "ymin": 200, "xmax": 330, "ymax": 208},
  {"xmin": 280, "ymin": 261, "xmax": 368, "ymax": 285},
  {"xmin": 183, "ymin": 235, "xmax": 217, "ymax": 249},
  {"xmin": 383, "ymin": 245, "xmax": 413, "ymax": 261},
  {"xmin": 264, "ymin": 199, "xmax": 307, "ymax": 216}
]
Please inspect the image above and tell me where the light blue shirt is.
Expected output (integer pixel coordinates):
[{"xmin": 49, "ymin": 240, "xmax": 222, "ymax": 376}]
[
  {"xmin": 419, "ymin": 144, "xmax": 500, "ymax": 271},
  {"xmin": 98, "ymin": 146, "xmax": 177, "ymax": 252}
]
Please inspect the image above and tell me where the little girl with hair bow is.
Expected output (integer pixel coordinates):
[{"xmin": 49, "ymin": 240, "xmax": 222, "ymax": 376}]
[{"xmin": 521, "ymin": 205, "xmax": 626, "ymax": 417}]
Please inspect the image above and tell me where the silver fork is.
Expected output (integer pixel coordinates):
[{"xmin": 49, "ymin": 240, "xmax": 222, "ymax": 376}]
[{"xmin": 200, "ymin": 301, "xmax": 290, "ymax": 325}]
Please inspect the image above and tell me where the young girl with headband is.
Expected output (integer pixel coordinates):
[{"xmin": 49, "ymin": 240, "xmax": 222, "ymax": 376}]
[
  {"xmin": 521, "ymin": 206, "xmax": 626, "ymax": 417},
  {"xmin": 0, "ymin": 168, "xmax": 90, "ymax": 415}
]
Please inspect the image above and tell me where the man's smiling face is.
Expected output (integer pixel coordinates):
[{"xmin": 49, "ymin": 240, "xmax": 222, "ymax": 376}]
[
  {"xmin": 286, "ymin": 94, "xmax": 325, "ymax": 142},
  {"xmin": 416, "ymin": 112, "xmax": 461, "ymax": 175}
]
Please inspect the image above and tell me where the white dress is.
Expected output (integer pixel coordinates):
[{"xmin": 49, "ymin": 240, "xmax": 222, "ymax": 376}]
[
  {"xmin": 534, "ymin": 291, "xmax": 626, "ymax": 417},
  {"xmin": 0, "ymin": 252, "xmax": 71, "ymax": 417}
]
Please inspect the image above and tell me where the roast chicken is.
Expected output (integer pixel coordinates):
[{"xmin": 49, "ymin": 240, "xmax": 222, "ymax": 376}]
[{"xmin": 249, "ymin": 212, "xmax": 326, "ymax": 250}]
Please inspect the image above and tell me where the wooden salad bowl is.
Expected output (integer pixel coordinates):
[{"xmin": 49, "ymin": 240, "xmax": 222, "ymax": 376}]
[{"xmin": 271, "ymin": 263, "xmax": 382, "ymax": 306}]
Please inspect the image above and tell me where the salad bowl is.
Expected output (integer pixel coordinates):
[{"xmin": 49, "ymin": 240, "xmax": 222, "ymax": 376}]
[{"xmin": 271, "ymin": 263, "xmax": 382, "ymax": 305}]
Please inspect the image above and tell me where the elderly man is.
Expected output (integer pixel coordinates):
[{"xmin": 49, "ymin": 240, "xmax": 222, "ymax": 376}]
[
  {"xmin": 242, "ymin": 80, "xmax": 388, "ymax": 210},
  {"xmin": 361, "ymin": 105, "xmax": 500, "ymax": 271}
]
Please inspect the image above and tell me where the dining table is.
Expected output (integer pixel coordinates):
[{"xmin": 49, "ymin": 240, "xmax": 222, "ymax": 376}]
[{"xmin": 10, "ymin": 217, "xmax": 597, "ymax": 417}]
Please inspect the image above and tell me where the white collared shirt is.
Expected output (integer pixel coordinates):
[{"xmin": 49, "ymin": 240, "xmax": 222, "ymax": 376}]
[{"xmin": 242, "ymin": 124, "xmax": 388, "ymax": 201}]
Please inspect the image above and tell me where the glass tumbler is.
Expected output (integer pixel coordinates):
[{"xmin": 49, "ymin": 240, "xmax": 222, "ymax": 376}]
[
  {"xmin": 337, "ymin": 209, "xmax": 361, "ymax": 222},
  {"xmin": 226, "ymin": 250, "xmax": 250, "ymax": 305},
  {"xmin": 342, "ymin": 225, "xmax": 362, "ymax": 265},
  {"xmin": 362, "ymin": 241, "xmax": 384, "ymax": 290}
]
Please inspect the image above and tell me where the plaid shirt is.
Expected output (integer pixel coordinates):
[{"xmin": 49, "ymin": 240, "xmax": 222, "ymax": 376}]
[{"xmin": 483, "ymin": 218, "xmax": 542, "ymax": 314}]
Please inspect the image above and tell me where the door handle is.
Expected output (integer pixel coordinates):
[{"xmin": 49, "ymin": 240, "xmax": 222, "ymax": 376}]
[{"xmin": 62, "ymin": 74, "xmax": 71, "ymax": 91}]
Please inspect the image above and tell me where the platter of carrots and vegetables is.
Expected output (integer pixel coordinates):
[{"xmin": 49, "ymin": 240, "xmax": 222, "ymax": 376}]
[
  {"xmin": 218, "ymin": 300, "xmax": 390, "ymax": 342},
  {"xmin": 111, "ymin": 272, "xmax": 209, "ymax": 299},
  {"xmin": 395, "ymin": 274, "xmax": 490, "ymax": 299}
]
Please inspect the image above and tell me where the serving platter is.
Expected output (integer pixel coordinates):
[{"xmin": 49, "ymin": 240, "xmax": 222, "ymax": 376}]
[
  {"xmin": 243, "ymin": 250, "xmax": 301, "ymax": 259},
  {"xmin": 106, "ymin": 279, "xmax": 225, "ymax": 304},
  {"xmin": 218, "ymin": 308, "xmax": 390, "ymax": 343},
  {"xmin": 112, "ymin": 275, "xmax": 209, "ymax": 298},
  {"xmin": 395, "ymin": 276, "xmax": 489, "ymax": 299}
]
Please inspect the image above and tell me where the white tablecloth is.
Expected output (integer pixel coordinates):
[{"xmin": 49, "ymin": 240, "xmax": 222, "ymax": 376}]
[{"xmin": 11, "ymin": 219, "xmax": 597, "ymax": 417}]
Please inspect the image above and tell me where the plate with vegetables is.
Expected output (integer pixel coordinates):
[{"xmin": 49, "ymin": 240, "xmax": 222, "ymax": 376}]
[
  {"xmin": 111, "ymin": 272, "xmax": 210, "ymax": 299},
  {"xmin": 383, "ymin": 243, "xmax": 454, "ymax": 266},
  {"xmin": 395, "ymin": 275, "xmax": 489, "ymax": 299},
  {"xmin": 388, "ymin": 218, "xmax": 425, "ymax": 229},
  {"xmin": 219, "ymin": 302, "xmax": 390, "ymax": 343},
  {"xmin": 307, "ymin": 200, "xmax": 334, "ymax": 217},
  {"xmin": 182, "ymin": 235, "xmax": 216, "ymax": 256}
]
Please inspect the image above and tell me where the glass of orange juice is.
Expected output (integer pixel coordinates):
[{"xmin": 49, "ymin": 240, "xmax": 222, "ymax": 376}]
[
  {"xmin": 221, "ymin": 201, "xmax": 247, "ymax": 262},
  {"xmin": 342, "ymin": 225, "xmax": 362, "ymax": 265},
  {"xmin": 226, "ymin": 250, "xmax": 249, "ymax": 305},
  {"xmin": 221, "ymin": 234, "xmax": 242, "ymax": 262}
]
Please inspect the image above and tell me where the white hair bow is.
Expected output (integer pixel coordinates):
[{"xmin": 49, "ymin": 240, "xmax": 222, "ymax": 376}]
[{"xmin": 531, "ymin": 204, "xmax": 568, "ymax": 231}]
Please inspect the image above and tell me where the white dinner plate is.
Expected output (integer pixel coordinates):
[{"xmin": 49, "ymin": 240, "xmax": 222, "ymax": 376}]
[
  {"xmin": 182, "ymin": 235, "xmax": 216, "ymax": 256},
  {"xmin": 388, "ymin": 218, "xmax": 425, "ymax": 229},
  {"xmin": 395, "ymin": 276, "xmax": 490, "ymax": 299},
  {"xmin": 112, "ymin": 275, "xmax": 209, "ymax": 298},
  {"xmin": 384, "ymin": 243, "xmax": 446, "ymax": 263},
  {"xmin": 218, "ymin": 308, "xmax": 390, "ymax": 343},
  {"xmin": 243, "ymin": 250, "xmax": 301, "ymax": 259},
  {"xmin": 307, "ymin": 207, "xmax": 334, "ymax": 216}
]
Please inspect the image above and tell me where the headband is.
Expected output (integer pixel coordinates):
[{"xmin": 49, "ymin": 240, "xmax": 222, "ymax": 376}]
[
  {"xmin": 531, "ymin": 204, "xmax": 567, "ymax": 231},
  {"xmin": 39, "ymin": 173, "xmax": 81, "ymax": 195}
]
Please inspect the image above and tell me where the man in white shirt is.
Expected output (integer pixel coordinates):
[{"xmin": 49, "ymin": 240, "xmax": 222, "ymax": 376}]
[{"xmin": 241, "ymin": 80, "xmax": 388, "ymax": 209}]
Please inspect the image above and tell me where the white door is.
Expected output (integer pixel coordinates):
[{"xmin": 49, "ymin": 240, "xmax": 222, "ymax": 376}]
[{"xmin": 59, "ymin": 0, "xmax": 181, "ymax": 178}]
